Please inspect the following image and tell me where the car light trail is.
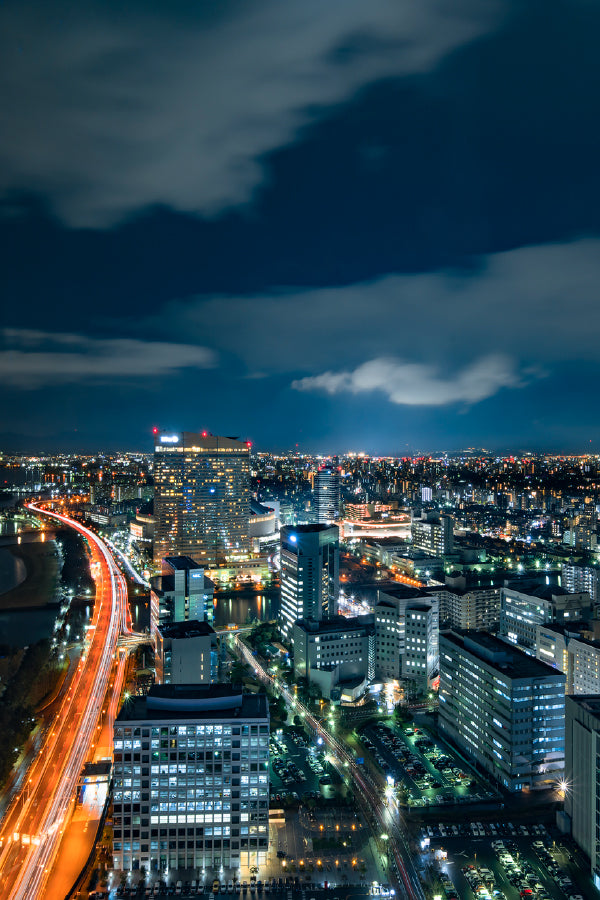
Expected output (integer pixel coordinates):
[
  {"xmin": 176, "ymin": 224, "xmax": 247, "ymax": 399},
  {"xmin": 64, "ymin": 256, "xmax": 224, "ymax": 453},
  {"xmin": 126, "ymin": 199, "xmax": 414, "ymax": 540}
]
[{"xmin": 0, "ymin": 506, "xmax": 133, "ymax": 900}]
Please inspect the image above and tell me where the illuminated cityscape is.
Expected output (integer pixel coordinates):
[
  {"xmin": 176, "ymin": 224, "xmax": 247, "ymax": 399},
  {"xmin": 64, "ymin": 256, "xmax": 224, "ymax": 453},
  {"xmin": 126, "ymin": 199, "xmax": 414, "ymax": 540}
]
[{"xmin": 1, "ymin": 0, "xmax": 600, "ymax": 897}]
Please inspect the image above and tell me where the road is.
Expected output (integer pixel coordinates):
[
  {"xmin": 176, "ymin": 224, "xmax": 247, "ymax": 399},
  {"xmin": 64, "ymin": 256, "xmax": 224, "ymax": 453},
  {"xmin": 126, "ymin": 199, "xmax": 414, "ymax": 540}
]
[
  {"xmin": 234, "ymin": 637, "xmax": 425, "ymax": 900},
  {"xmin": 0, "ymin": 506, "xmax": 132, "ymax": 899}
]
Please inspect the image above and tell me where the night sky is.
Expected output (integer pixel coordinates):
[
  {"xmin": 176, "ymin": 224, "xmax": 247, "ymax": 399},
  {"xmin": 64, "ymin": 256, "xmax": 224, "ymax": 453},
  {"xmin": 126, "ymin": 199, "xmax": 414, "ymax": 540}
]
[{"xmin": 2, "ymin": 0, "xmax": 600, "ymax": 454}]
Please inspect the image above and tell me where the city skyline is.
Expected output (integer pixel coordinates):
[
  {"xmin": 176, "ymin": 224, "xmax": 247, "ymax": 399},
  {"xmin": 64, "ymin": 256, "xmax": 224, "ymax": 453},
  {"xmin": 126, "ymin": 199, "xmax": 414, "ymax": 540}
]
[{"xmin": 1, "ymin": 1, "xmax": 600, "ymax": 453}]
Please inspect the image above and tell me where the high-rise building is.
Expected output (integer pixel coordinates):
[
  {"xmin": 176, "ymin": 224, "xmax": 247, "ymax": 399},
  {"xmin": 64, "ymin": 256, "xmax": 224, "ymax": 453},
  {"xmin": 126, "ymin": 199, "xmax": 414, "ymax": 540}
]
[
  {"xmin": 500, "ymin": 580, "xmax": 592, "ymax": 654},
  {"xmin": 314, "ymin": 465, "xmax": 340, "ymax": 524},
  {"xmin": 155, "ymin": 621, "xmax": 219, "ymax": 685},
  {"xmin": 279, "ymin": 525, "xmax": 339, "ymax": 641},
  {"xmin": 562, "ymin": 562, "xmax": 600, "ymax": 606},
  {"xmin": 439, "ymin": 631, "xmax": 565, "ymax": 791},
  {"xmin": 112, "ymin": 684, "xmax": 270, "ymax": 875},
  {"xmin": 402, "ymin": 603, "xmax": 438, "ymax": 689},
  {"xmin": 431, "ymin": 577, "xmax": 501, "ymax": 631},
  {"xmin": 564, "ymin": 695, "xmax": 600, "ymax": 890},
  {"xmin": 374, "ymin": 586, "xmax": 438, "ymax": 682},
  {"xmin": 535, "ymin": 621, "xmax": 600, "ymax": 694},
  {"xmin": 150, "ymin": 556, "xmax": 215, "ymax": 634},
  {"xmin": 292, "ymin": 614, "xmax": 375, "ymax": 698},
  {"xmin": 153, "ymin": 431, "xmax": 251, "ymax": 567},
  {"xmin": 411, "ymin": 512, "xmax": 454, "ymax": 556}
]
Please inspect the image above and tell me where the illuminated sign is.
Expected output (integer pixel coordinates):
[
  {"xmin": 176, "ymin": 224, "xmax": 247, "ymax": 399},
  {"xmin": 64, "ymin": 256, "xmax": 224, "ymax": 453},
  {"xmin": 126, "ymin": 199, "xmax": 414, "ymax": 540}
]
[{"xmin": 160, "ymin": 434, "xmax": 179, "ymax": 444}]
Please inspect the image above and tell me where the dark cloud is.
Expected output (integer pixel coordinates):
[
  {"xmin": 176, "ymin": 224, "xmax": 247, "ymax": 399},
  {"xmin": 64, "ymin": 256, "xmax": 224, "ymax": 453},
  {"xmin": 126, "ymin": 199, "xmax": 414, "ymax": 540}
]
[
  {"xmin": 0, "ymin": 329, "xmax": 215, "ymax": 388},
  {"xmin": 0, "ymin": 0, "xmax": 502, "ymax": 226},
  {"xmin": 148, "ymin": 238, "xmax": 600, "ymax": 375},
  {"xmin": 1, "ymin": 0, "xmax": 599, "ymax": 450}
]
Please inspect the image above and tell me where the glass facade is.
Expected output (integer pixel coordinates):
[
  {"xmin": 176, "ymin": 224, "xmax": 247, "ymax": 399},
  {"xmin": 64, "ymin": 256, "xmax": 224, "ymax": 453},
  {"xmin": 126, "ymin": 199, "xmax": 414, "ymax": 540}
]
[
  {"xmin": 112, "ymin": 718, "xmax": 269, "ymax": 873},
  {"xmin": 154, "ymin": 433, "xmax": 250, "ymax": 567}
]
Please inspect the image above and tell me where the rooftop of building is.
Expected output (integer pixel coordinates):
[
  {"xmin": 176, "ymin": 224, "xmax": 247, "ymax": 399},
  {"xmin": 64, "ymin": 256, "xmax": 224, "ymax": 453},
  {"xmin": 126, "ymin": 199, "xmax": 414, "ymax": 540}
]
[
  {"xmin": 377, "ymin": 585, "xmax": 430, "ymax": 602},
  {"xmin": 157, "ymin": 620, "xmax": 215, "ymax": 640},
  {"xmin": 150, "ymin": 573, "xmax": 215, "ymax": 596},
  {"xmin": 116, "ymin": 684, "xmax": 268, "ymax": 722},
  {"xmin": 250, "ymin": 499, "xmax": 275, "ymax": 516},
  {"xmin": 294, "ymin": 614, "xmax": 374, "ymax": 634},
  {"xmin": 281, "ymin": 523, "xmax": 337, "ymax": 534},
  {"xmin": 441, "ymin": 630, "xmax": 565, "ymax": 681},
  {"xmin": 567, "ymin": 695, "xmax": 600, "ymax": 718},
  {"xmin": 155, "ymin": 432, "xmax": 250, "ymax": 452},
  {"xmin": 164, "ymin": 555, "xmax": 202, "ymax": 571},
  {"xmin": 503, "ymin": 578, "xmax": 569, "ymax": 599}
]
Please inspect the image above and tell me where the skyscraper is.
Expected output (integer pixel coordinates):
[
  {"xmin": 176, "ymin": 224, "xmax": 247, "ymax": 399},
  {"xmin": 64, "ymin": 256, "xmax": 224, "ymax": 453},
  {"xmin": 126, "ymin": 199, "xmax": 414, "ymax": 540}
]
[
  {"xmin": 279, "ymin": 524, "xmax": 339, "ymax": 641},
  {"xmin": 314, "ymin": 465, "xmax": 340, "ymax": 524},
  {"xmin": 153, "ymin": 431, "xmax": 250, "ymax": 567}
]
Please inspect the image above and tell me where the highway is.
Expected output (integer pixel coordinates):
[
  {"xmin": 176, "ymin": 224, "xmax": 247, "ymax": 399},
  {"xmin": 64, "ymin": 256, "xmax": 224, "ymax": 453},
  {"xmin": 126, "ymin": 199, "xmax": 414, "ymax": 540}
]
[
  {"xmin": 0, "ymin": 506, "xmax": 132, "ymax": 899},
  {"xmin": 234, "ymin": 636, "xmax": 425, "ymax": 900}
]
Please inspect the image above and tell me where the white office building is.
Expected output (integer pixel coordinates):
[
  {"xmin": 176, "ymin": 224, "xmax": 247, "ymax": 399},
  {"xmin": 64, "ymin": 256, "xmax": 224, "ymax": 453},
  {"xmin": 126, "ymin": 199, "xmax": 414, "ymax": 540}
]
[
  {"xmin": 564, "ymin": 695, "xmax": 600, "ymax": 891},
  {"xmin": 439, "ymin": 631, "xmax": 565, "ymax": 791},
  {"xmin": 374, "ymin": 587, "xmax": 438, "ymax": 683},
  {"xmin": 536, "ymin": 622, "xmax": 600, "ymax": 694},
  {"xmin": 411, "ymin": 512, "xmax": 454, "ymax": 556},
  {"xmin": 402, "ymin": 604, "xmax": 438, "ymax": 689},
  {"xmin": 500, "ymin": 580, "xmax": 591, "ymax": 654},
  {"xmin": 292, "ymin": 615, "xmax": 375, "ymax": 699},
  {"xmin": 112, "ymin": 685, "xmax": 269, "ymax": 875}
]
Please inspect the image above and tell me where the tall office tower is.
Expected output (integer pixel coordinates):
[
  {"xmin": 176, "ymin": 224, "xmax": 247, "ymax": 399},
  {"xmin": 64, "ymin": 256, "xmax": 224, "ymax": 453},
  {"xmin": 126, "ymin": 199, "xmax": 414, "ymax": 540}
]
[
  {"xmin": 279, "ymin": 524, "xmax": 339, "ymax": 641},
  {"xmin": 564, "ymin": 696, "xmax": 600, "ymax": 890},
  {"xmin": 112, "ymin": 684, "xmax": 270, "ymax": 875},
  {"xmin": 439, "ymin": 631, "xmax": 565, "ymax": 792},
  {"xmin": 314, "ymin": 465, "xmax": 340, "ymax": 524},
  {"xmin": 411, "ymin": 512, "xmax": 454, "ymax": 556},
  {"xmin": 153, "ymin": 431, "xmax": 250, "ymax": 567}
]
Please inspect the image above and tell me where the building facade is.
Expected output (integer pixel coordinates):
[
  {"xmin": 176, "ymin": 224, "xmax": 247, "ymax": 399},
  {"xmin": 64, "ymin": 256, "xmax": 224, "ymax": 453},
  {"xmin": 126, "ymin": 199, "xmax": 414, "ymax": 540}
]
[
  {"xmin": 292, "ymin": 615, "xmax": 375, "ymax": 698},
  {"xmin": 153, "ymin": 431, "xmax": 250, "ymax": 567},
  {"xmin": 155, "ymin": 621, "xmax": 219, "ymax": 685},
  {"xmin": 564, "ymin": 696, "xmax": 600, "ymax": 891},
  {"xmin": 562, "ymin": 562, "xmax": 600, "ymax": 606},
  {"xmin": 150, "ymin": 556, "xmax": 215, "ymax": 635},
  {"xmin": 536, "ymin": 622, "xmax": 600, "ymax": 694},
  {"xmin": 439, "ymin": 631, "xmax": 565, "ymax": 791},
  {"xmin": 279, "ymin": 525, "xmax": 339, "ymax": 641},
  {"xmin": 500, "ymin": 581, "xmax": 592, "ymax": 654},
  {"xmin": 411, "ymin": 512, "xmax": 454, "ymax": 557},
  {"xmin": 433, "ymin": 584, "xmax": 501, "ymax": 631},
  {"xmin": 402, "ymin": 603, "xmax": 438, "ymax": 689},
  {"xmin": 374, "ymin": 586, "xmax": 437, "ymax": 682},
  {"xmin": 314, "ymin": 465, "xmax": 341, "ymax": 524},
  {"xmin": 112, "ymin": 685, "xmax": 269, "ymax": 875}
]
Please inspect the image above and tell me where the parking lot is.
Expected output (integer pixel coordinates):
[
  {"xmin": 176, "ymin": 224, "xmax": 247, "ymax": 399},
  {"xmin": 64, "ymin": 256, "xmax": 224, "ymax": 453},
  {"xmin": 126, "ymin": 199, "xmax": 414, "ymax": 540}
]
[
  {"xmin": 269, "ymin": 730, "xmax": 341, "ymax": 805},
  {"xmin": 359, "ymin": 720, "xmax": 497, "ymax": 808},
  {"xmin": 420, "ymin": 822, "xmax": 595, "ymax": 900}
]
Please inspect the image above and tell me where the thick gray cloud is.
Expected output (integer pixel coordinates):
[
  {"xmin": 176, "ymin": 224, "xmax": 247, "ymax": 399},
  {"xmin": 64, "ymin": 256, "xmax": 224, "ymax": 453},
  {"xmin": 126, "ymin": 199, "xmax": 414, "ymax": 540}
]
[
  {"xmin": 292, "ymin": 354, "xmax": 521, "ymax": 406},
  {"xmin": 0, "ymin": 0, "xmax": 502, "ymax": 226},
  {"xmin": 1, "ymin": 329, "xmax": 215, "ymax": 388},
  {"xmin": 153, "ymin": 237, "xmax": 600, "ymax": 377}
]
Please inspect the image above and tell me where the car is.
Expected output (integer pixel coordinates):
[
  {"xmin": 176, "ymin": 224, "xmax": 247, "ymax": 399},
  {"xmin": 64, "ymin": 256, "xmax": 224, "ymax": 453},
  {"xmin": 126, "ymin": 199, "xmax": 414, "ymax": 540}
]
[
  {"xmin": 228, "ymin": 882, "xmax": 234, "ymax": 893},
  {"xmin": 213, "ymin": 881, "xmax": 221, "ymax": 895}
]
